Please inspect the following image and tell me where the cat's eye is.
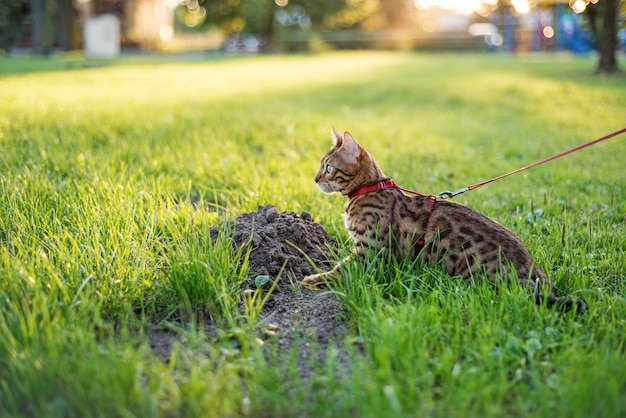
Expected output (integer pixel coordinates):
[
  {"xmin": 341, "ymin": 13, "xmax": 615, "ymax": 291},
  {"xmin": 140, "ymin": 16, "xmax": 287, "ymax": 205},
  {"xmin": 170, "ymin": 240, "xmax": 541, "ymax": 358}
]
[{"xmin": 325, "ymin": 165, "xmax": 333, "ymax": 174}]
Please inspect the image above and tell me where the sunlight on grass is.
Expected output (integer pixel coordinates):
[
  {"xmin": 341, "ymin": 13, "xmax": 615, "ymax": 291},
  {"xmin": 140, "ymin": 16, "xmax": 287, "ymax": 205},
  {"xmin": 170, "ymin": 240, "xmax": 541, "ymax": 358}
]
[{"xmin": 0, "ymin": 52, "xmax": 624, "ymax": 417}]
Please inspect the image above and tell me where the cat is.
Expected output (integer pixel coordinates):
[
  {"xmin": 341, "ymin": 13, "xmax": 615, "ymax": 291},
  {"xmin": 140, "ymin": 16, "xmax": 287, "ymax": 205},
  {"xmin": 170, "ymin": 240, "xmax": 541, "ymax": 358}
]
[{"xmin": 302, "ymin": 128, "xmax": 586, "ymax": 312}]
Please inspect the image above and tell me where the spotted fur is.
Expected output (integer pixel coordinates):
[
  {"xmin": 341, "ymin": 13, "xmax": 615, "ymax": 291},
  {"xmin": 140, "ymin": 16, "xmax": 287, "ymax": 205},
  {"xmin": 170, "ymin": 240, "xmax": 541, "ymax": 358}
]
[{"xmin": 302, "ymin": 128, "xmax": 585, "ymax": 311}]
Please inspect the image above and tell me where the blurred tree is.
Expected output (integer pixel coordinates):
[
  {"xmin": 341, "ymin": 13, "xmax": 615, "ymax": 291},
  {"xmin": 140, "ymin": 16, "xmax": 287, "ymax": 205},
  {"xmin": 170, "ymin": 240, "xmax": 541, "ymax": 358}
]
[
  {"xmin": 584, "ymin": 0, "xmax": 621, "ymax": 73},
  {"xmin": 57, "ymin": 0, "xmax": 79, "ymax": 50},
  {"xmin": 185, "ymin": 0, "xmax": 381, "ymax": 49},
  {"xmin": 294, "ymin": 0, "xmax": 379, "ymax": 30},
  {"xmin": 596, "ymin": 0, "xmax": 619, "ymax": 73},
  {"xmin": 32, "ymin": 0, "xmax": 56, "ymax": 54},
  {"xmin": 377, "ymin": 0, "xmax": 409, "ymax": 28},
  {"xmin": 29, "ymin": 0, "xmax": 81, "ymax": 53},
  {"xmin": 0, "ymin": 0, "xmax": 28, "ymax": 51},
  {"xmin": 239, "ymin": 0, "xmax": 276, "ymax": 48}
]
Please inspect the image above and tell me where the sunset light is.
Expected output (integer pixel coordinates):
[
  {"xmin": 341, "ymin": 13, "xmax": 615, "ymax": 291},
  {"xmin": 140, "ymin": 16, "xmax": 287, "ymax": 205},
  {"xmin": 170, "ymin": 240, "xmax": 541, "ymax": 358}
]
[
  {"xmin": 510, "ymin": 0, "xmax": 531, "ymax": 14},
  {"xmin": 413, "ymin": 0, "xmax": 534, "ymax": 15},
  {"xmin": 412, "ymin": 0, "xmax": 601, "ymax": 16},
  {"xmin": 413, "ymin": 0, "xmax": 498, "ymax": 16}
]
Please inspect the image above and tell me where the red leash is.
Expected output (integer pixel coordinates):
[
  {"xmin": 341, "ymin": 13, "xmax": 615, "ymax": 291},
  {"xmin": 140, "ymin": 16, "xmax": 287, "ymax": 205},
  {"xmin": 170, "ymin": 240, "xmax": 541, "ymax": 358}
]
[
  {"xmin": 347, "ymin": 128, "xmax": 624, "ymax": 250},
  {"xmin": 350, "ymin": 128, "xmax": 625, "ymax": 201},
  {"xmin": 437, "ymin": 127, "xmax": 626, "ymax": 199}
]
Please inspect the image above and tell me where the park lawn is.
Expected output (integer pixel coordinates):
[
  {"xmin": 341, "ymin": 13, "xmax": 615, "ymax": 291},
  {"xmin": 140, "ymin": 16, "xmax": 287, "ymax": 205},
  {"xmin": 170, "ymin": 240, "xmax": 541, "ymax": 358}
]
[{"xmin": 0, "ymin": 51, "xmax": 625, "ymax": 417}]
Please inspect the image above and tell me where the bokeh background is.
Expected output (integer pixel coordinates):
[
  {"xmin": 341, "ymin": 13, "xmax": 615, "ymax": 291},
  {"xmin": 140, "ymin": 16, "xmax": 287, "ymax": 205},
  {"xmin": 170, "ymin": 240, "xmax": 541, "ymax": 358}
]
[{"xmin": 1, "ymin": 0, "xmax": 624, "ymax": 72}]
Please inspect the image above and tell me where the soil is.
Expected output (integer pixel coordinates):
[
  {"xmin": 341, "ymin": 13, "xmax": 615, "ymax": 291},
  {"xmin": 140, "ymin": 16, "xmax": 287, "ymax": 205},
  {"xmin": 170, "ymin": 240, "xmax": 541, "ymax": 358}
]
[
  {"xmin": 215, "ymin": 204, "xmax": 338, "ymax": 290},
  {"xmin": 149, "ymin": 204, "xmax": 350, "ymax": 377}
]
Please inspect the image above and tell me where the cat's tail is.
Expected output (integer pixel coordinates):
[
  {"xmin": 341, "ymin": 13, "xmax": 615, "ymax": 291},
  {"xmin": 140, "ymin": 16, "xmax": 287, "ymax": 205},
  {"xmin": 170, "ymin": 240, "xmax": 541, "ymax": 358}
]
[{"xmin": 535, "ymin": 294, "xmax": 587, "ymax": 313}]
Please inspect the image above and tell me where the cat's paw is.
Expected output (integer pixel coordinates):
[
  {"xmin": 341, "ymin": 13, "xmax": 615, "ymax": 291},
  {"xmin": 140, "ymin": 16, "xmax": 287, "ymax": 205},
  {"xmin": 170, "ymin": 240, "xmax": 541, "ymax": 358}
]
[{"xmin": 301, "ymin": 274, "xmax": 327, "ymax": 290}]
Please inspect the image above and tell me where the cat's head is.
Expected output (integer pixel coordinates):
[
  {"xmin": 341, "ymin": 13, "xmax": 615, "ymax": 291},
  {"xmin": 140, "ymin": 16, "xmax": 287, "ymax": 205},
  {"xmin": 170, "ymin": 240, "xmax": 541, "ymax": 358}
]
[{"xmin": 313, "ymin": 128, "xmax": 382, "ymax": 195}]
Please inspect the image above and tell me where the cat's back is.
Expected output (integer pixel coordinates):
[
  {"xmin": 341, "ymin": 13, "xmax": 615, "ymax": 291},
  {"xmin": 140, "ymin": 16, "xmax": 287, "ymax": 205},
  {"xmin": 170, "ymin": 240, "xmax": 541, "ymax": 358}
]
[
  {"xmin": 424, "ymin": 197, "xmax": 547, "ymax": 283},
  {"xmin": 428, "ymin": 198, "xmax": 527, "ymax": 252},
  {"xmin": 344, "ymin": 188, "xmax": 432, "ymax": 233},
  {"xmin": 346, "ymin": 189, "xmax": 539, "ymax": 277}
]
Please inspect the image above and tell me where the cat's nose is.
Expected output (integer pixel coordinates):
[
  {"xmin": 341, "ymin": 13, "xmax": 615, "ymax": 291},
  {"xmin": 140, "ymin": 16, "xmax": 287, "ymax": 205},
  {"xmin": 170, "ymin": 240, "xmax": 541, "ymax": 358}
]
[{"xmin": 314, "ymin": 174, "xmax": 320, "ymax": 183}]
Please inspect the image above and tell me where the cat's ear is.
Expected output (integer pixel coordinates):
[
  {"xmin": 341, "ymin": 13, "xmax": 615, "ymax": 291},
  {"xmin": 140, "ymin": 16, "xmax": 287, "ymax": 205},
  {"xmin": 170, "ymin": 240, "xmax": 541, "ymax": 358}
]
[
  {"xmin": 341, "ymin": 131, "xmax": 361, "ymax": 164},
  {"xmin": 331, "ymin": 127, "xmax": 343, "ymax": 147}
]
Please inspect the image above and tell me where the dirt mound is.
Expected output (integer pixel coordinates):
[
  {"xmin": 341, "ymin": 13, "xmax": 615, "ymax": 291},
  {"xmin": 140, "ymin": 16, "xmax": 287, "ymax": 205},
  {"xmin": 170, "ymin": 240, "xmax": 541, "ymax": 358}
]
[
  {"xmin": 212, "ymin": 204, "xmax": 350, "ymax": 377},
  {"xmin": 151, "ymin": 204, "xmax": 349, "ymax": 377},
  {"xmin": 212, "ymin": 204, "xmax": 338, "ymax": 289}
]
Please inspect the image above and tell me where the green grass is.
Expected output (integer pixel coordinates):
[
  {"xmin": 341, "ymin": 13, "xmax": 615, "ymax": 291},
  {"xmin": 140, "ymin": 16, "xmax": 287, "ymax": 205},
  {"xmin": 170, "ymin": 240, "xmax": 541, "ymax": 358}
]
[{"xmin": 1, "ymin": 51, "xmax": 625, "ymax": 417}]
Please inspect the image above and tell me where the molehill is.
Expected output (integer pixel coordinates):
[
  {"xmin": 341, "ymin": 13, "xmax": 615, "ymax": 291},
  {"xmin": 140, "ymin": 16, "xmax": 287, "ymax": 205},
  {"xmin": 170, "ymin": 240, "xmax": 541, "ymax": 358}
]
[{"xmin": 210, "ymin": 204, "xmax": 338, "ymax": 289}]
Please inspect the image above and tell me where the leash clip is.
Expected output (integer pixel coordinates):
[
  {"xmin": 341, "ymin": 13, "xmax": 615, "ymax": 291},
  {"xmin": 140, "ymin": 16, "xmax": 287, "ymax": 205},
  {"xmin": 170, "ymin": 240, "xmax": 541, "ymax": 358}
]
[{"xmin": 438, "ymin": 187, "xmax": 470, "ymax": 200}]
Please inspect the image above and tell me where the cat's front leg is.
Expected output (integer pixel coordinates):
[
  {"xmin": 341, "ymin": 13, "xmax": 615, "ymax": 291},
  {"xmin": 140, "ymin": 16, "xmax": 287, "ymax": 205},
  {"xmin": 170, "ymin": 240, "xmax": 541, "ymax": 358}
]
[
  {"xmin": 301, "ymin": 255, "xmax": 351, "ymax": 289},
  {"xmin": 301, "ymin": 270, "xmax": 337, "ymax": 289}
]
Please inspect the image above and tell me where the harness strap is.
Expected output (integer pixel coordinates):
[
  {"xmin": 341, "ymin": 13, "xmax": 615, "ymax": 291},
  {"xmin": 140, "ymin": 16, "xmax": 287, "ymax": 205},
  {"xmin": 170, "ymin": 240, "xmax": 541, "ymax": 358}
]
[
  {"xmin": 347, "ymin": 179, "xmax": 436, "ymax": 250},
  {"xmin": 416, "ymin": 195, "xmax": 436, "ymax": 250}
]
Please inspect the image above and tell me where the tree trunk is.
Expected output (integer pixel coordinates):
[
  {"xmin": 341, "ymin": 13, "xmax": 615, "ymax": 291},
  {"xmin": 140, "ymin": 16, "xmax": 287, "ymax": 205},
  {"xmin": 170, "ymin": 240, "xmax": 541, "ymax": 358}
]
[
  {"xmin": 263, "ymin": 2, "xmax": 276, "ymax": 52},
  {"xmin": 597, "ymin": 0, "xmax": 619, "ymax": 73},
  {"xmin": 56, "ymin": 0, "xmax": 79, "ymax": 50},
  {"xmin": 585, "ymin": 4, "xmax": 599, "ymax": 46},
  {"xmin": 32, "ymin": 0, "xmax": 57, "ymax": 54}
]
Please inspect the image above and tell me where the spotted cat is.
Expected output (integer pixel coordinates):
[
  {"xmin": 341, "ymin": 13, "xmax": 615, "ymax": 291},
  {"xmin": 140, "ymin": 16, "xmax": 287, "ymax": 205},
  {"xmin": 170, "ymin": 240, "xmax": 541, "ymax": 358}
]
[{"xmin": 302, "ymin": 128, "xmax": 585, "ymax": 311}]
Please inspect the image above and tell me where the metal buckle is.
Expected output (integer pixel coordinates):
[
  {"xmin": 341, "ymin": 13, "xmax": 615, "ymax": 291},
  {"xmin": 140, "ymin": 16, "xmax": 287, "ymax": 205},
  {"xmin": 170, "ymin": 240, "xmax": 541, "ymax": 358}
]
[{"xmin": 438, "ymin": 187, "xmax": 470, "ymax": 199}]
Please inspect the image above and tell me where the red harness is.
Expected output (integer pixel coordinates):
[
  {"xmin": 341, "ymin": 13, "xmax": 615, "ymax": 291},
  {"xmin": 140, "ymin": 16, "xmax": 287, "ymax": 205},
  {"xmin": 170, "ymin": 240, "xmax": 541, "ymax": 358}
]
[
  {"xmin": 347, "ymin": 179, "xmax": 398, "ymax": 199},
  {"xmin": 348, "ymin": 179, "xmax": 436, "ymax": 249}
]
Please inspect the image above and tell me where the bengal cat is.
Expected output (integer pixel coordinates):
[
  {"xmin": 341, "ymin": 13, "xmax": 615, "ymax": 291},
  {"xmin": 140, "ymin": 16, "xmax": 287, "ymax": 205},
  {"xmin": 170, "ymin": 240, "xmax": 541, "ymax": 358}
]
[{"xmin": 302, "ymin": 128, "xmax": 585, "ymax": 311}]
